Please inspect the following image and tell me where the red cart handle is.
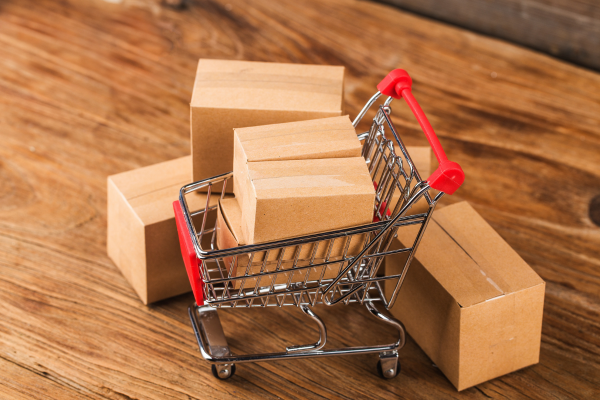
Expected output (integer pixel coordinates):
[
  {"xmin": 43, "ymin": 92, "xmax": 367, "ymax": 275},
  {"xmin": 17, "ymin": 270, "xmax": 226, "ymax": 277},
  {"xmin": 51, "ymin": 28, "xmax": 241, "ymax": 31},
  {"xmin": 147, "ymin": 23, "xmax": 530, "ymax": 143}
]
[
  {"xmin": 377, "ymin": 69, "xmax": 464, "ymax": 195},
  {"xmin": 173, "ymin": 201, "xmax": 204, "ymax": 306}
]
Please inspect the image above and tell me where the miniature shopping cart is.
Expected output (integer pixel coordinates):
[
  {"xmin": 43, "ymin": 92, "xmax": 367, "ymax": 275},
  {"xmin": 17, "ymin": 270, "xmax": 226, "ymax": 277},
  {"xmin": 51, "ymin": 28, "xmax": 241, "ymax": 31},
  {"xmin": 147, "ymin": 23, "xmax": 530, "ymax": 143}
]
[{"xmin": 173, "ymin": 69, "xmax": 464, "ymax": 380}]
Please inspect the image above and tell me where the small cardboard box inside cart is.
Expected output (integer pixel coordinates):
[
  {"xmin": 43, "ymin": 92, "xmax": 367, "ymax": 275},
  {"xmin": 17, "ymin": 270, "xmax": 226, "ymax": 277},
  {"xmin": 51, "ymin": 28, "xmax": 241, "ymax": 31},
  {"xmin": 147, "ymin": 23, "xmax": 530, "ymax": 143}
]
[
  {"xmin": 237, "ymin": 157, "xmax": 375, "ymax": 244},
  {"xmin": 107, "ymin": 156, "xmax": 228, "ymax": 304},
  {"xmin": 191, "ymin": 59, "xmax": 346, "ymax": 191},
  {"xmin": 385, "ymin": 201, "xmax": 545, "ymax": 390},
  {"xmin": 232, "ymin": 115, "xmax": 361, "ymax": 197}
]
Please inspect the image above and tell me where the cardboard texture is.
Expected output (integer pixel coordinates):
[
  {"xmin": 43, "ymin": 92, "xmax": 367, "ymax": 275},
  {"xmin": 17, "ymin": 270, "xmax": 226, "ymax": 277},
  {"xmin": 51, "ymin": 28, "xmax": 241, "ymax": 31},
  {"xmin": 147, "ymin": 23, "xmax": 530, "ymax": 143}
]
[
  {"xmin": 191, "ymin": 59, "xmax": 345, "ymax": 191},
  {"xmin": 237, "ymin": 157, "xmax": 375, "ymax": 244},
  {"xmin": 385, "ymin": 201, "xmax": 545, "ymax": 390},
  {"xmin": 216, "ymin": 197, "xmax": 247, "ymax": 249},
  {"xmin": 233, "ymin": 115, "xmax": 362, "ymax": 200},
  {"xmin": 107, "ymin": 156, "xmax": 226, "ymax": 304},
  {"xmin": 404, "ymin": 146, "xmax": 434, "ymax": 215},
  {"xmin": 215, "ymin": 198, "xmax": 344, "ymax": 288}
]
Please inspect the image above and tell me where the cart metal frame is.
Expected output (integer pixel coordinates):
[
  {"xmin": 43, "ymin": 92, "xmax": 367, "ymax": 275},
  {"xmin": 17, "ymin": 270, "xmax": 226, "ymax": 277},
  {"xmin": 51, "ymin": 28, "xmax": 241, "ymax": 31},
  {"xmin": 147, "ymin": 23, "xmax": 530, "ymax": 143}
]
[{"xmin": 174, "ymin": 69, "xmax": 464, "ymax": 379}]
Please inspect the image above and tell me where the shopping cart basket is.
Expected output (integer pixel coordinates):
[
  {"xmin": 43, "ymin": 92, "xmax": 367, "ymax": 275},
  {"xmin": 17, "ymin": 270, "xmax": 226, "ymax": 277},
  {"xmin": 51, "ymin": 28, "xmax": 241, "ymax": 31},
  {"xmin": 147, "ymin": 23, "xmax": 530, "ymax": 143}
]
[{"xmin": 174, "ymin": 69, "xmax": 464, "ymax": 380}]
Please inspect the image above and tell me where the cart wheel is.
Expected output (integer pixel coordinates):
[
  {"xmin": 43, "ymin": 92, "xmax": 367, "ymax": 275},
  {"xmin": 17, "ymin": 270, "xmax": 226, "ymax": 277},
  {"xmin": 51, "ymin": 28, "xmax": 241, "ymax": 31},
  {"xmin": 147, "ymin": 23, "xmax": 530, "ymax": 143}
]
[
  {"xmin": 211, "ymin": 364, "xmax": 236, "ymax": 380},
  {"xmin": 377, "ymin": 359, "xmax": 400, "ymax": 379}
]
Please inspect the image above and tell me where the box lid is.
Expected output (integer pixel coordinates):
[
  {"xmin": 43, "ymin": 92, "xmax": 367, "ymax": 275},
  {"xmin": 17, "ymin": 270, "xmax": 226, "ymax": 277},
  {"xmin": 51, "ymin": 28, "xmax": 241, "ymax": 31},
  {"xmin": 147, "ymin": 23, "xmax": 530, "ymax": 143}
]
[
  {"xmin": 191, "ymin": 59, "xmax": 345, "ymax": 112},
  {"xmin": 248, "ymin": 157, "xmax": 374, "ymax": 200},
  {"xmin": 398, "ymin": 202, "xmax": 544, "ymax": 307},
  {"xmin": 108, "ymin": 156, "xmax": 219, "ymax": 225},
  {"xmin": 235, "ymin": 116, "xmax": 361, "ymax": 163}
]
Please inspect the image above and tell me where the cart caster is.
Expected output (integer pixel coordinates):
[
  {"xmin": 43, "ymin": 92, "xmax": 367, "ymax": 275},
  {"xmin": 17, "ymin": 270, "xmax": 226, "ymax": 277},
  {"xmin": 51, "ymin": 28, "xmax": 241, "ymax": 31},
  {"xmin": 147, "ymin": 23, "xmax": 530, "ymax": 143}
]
[
  {"xmin": 377, "ymin": 351, "xmax": 400, "ymax": 379},
  {"xmin": 377, "ymin": 359, "xmax": 400, "ymax": 379},
  {"xmin": 211, "ymin": 364, "xmax": 236, "ymax": 380}
]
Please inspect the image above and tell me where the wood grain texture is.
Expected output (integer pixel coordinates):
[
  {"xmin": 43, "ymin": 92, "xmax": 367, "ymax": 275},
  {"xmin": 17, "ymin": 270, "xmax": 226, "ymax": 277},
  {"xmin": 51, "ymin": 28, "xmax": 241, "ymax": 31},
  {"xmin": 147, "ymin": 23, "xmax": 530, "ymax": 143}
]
[
  {"xmin": 379, "ymin": 0, "xmax": 600, "ymax": 71},
  {"xmin": 0, "ymin": 0, "xmax": 599, "ymax": 398}
]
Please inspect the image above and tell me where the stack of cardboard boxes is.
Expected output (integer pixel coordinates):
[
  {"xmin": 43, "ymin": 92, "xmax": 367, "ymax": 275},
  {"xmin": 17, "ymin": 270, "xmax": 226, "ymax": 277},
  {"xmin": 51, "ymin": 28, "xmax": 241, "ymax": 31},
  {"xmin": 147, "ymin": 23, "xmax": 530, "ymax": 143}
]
[
  {"xmin": 108, "ymin": 59, "xmax": 349, "ymax": 303},
  {"xmin": 106, "ymin": 59, "xmax": 544, "ymax": 390},
  {"xmin": 217, "ymin": 115, "xmax": 378, "ymax": 287}
]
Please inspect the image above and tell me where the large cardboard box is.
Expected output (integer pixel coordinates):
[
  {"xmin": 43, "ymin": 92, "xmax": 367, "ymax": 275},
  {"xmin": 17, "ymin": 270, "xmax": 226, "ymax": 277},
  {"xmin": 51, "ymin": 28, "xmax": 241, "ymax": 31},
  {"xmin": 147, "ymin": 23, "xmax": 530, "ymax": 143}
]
[
  {"xmin": 215, "ymin": 197, "xmax": 343, "ymax": 288},
  {"xmin": 385, "ymin": 201, "xmax": 545, "ymax": 390},
  {"xmin": 233, "ymin": 115, "xmax": 361, "ymax": 202},
  {"xmin": 107, "ymin": 156, "xmax": 224, "ymax": 304},
  {"xmin": 238, "ymin": 157, "xmax": 375, "ymax": 244},
  {"xmin": 191, "ymin": 59, "xmax": 345, "ymax": 191}
]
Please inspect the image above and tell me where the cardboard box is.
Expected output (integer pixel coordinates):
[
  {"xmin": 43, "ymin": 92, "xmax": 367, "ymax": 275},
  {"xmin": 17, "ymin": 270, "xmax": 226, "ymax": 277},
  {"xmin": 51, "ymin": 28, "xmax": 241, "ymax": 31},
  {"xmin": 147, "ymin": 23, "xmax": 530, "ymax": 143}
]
[
  {"xmin": 191, "ymin": 59, "xmax": 345, "ymax": 191},
  {"xmin": 215, "ymin": 197, "xmax": 345, "ymax": 288},
  {"xmin": 107, "ymin": 156, "xmax": 225, "ymax": 304},
  {"xmin": 216, "ymin": 197, "xmax": 247, "ymax": 250},
  {"xmin": 237, "ymin": 157, "xmax": 375, "ymax": 244},
  {"xmin": 233, "ymin": 115, "xmax": 362, "ymax": 201},
  {"xmin": 385, "ymin": 202, "xmax": 545, "ymax": 390},
  {"xmin": 395, "ymin": 146, "xmax": 434, "ymax": 216}
]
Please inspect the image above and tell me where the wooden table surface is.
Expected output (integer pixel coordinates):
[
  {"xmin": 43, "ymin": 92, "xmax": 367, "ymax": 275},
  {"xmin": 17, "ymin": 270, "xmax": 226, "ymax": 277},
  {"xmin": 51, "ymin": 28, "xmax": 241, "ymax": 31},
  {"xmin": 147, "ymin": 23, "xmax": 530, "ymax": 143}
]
[{"xmin": 1, "ymin": 0, "xmax": 599, "ymax": 398}]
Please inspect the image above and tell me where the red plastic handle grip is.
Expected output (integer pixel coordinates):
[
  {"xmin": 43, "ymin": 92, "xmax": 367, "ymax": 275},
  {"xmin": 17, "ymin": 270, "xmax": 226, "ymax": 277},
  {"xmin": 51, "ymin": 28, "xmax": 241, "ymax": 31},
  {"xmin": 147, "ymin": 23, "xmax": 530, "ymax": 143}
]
[
  {"xmin": 173, "ymin": 201, "xmax": 204, "ymax": 306},
  {"xmin": 377, "ymin": 69, "xmax": 465, "ymax": 194}
]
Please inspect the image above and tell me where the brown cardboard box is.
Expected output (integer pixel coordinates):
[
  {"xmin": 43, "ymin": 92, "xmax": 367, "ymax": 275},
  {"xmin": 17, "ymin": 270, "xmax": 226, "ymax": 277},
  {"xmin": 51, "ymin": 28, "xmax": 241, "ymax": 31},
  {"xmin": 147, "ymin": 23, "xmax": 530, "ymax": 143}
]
[
  {"xmin": 233, "ymin": 115, "xmax": 362, "ymax": 202},
  {"xmin": 402, "ymin": 146, "xmax": 434, "ymax": 215},
  {"xmin": 107, "ymin": 156, "xmax": 226, "ymax": 304},
  {"xmin": 215, "ymin": 197, "xmax": 344, "ymax": 288},
  {"xmin": 238, "ymin": 157, "xmax": 375, "ymax": 244},
  {"xmin": 385, "ymin": 202, "xmax": 545, "ymax": 390},
  {"xmin": 216, "ymin": 197, "xmax": 247, "ymax": 250},
  {"xmin": 191, "ymin": 59, "xmax": 345, "ymax": 191}
]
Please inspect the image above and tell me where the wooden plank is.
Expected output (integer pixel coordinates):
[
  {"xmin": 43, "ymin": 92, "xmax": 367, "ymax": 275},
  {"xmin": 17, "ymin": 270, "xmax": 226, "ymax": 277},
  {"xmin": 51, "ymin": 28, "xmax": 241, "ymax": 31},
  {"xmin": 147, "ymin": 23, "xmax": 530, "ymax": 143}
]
[
  {"xmin": 0, "ymin": 357, "xmax": 91, "ymax": 400},
  {"xmin": 380, "ymin": 0, "xmax": 600, "ymax": 71},
  {"xmin": 0, "ymin": 0, "xmax": 598, "ymax": 398}
]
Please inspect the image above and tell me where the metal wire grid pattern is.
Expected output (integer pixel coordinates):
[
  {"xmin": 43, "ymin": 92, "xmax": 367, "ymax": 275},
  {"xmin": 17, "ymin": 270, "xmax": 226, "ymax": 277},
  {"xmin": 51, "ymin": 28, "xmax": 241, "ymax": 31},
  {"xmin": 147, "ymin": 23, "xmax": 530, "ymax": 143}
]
[{"xmin": 179, "ymin": 101, "xmax": 441, "ymax": 310}]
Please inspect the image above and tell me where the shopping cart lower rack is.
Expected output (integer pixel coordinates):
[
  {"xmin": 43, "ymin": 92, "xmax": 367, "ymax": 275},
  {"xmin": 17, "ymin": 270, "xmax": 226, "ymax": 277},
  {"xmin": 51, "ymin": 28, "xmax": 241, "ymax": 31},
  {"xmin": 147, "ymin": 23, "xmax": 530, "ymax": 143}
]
[{"xmin": 173, "ymin": 69, "xmax": 464, "ymax": 380}]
